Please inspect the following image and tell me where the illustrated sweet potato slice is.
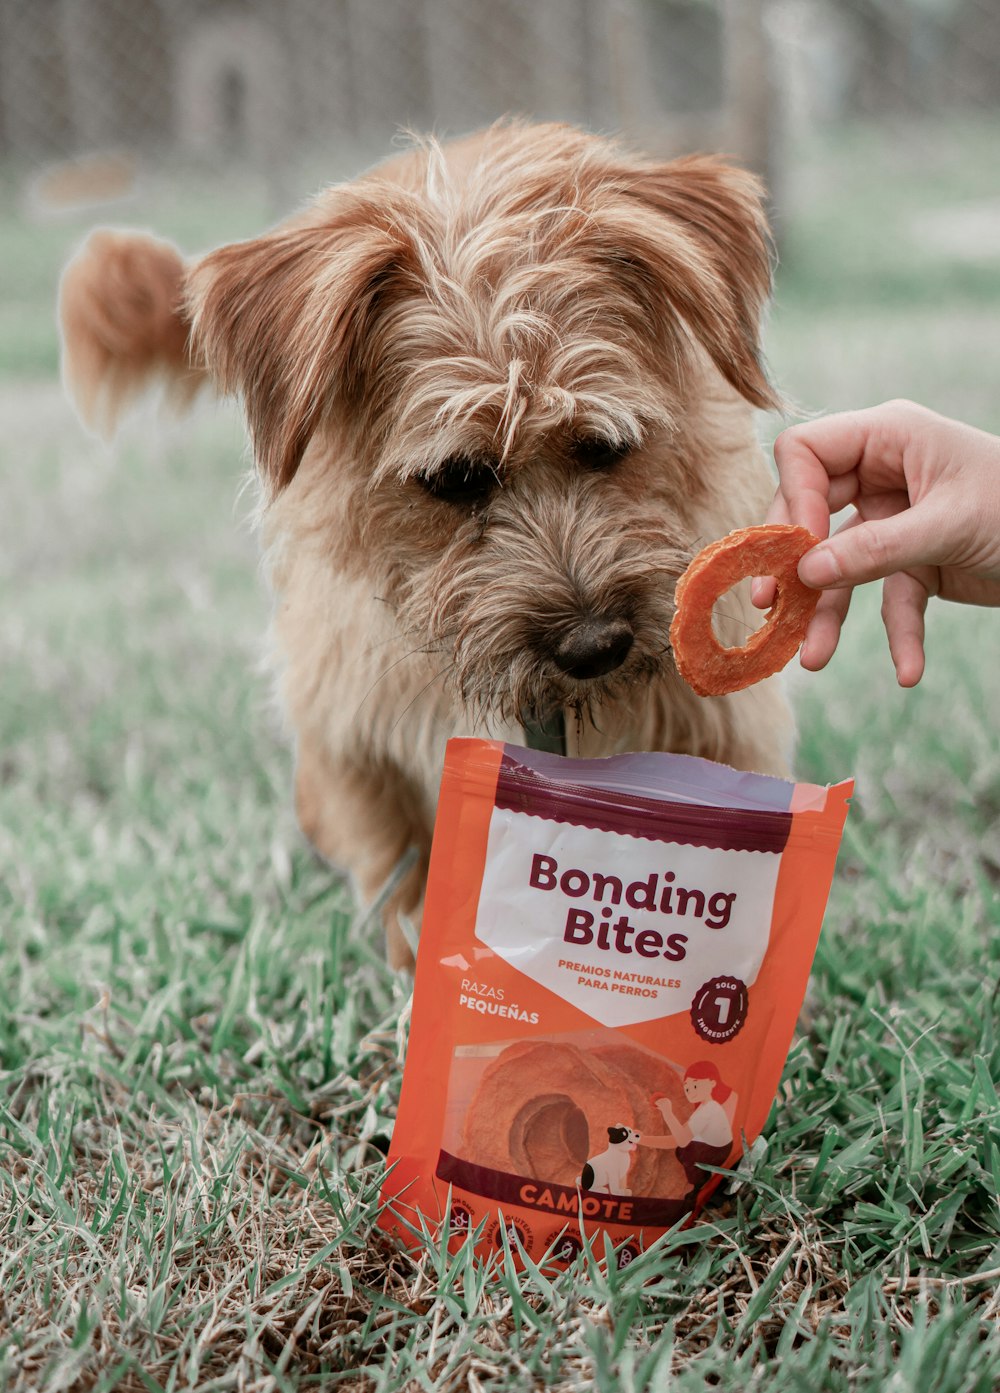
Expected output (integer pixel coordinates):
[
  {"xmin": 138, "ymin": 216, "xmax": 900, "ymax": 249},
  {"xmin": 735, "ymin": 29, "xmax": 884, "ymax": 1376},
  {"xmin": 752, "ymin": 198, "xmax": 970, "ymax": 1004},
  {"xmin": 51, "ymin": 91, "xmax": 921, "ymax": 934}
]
[{"xmin": 460, "ymin": 1042, "xmax": 636, "ymax": 1186}]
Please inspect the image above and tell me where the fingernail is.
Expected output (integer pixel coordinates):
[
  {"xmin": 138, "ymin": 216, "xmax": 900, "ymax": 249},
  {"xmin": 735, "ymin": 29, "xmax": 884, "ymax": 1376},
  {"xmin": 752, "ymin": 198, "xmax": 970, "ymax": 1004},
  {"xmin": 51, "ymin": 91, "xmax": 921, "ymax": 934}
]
[
  {"xmin": 750, "ymin": 578, "xmax": 764, "ymax": 603},
  {"xmin": 799, "ymin": 545, "xmax": 841, "ymax": 587}
]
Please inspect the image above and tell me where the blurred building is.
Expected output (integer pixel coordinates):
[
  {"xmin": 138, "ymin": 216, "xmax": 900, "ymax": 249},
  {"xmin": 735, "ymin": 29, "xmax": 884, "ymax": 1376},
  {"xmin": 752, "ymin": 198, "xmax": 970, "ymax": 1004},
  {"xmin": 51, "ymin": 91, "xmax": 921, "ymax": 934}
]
[
  {"xmin": 0, "ymin": 2, "xmax": 772, "ymax": 175},
  {"xmin": 0, "ymin": 0, "xmax": 997, "ymax": 202}
]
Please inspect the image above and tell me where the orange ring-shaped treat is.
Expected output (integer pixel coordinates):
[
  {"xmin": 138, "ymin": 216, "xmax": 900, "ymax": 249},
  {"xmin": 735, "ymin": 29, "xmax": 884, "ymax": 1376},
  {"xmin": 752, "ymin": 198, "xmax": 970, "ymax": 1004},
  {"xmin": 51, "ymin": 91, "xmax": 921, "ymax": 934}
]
[{"xmin": 670, "ymin": 524, "xmax": 821, "ymax": 697}]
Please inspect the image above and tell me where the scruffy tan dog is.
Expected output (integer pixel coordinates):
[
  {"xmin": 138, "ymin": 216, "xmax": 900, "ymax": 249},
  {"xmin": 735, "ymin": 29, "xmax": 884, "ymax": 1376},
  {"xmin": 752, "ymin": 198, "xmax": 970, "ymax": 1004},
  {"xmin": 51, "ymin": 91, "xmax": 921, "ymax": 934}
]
[{"xmin": 60, "ymin": 121, "xmax": 792, "ymax": 967}]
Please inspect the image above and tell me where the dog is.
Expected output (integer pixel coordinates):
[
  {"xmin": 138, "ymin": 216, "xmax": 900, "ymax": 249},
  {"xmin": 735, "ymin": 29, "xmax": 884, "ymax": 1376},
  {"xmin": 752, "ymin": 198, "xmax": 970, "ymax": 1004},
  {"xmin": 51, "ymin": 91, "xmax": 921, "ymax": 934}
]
[
  {"xmin": 579, "ymin": 1125, "xmax": 641, "ymax": 1195},
  {"xmin": 59, "ymin": 120, "xmax": 793, "ymax": 968}
]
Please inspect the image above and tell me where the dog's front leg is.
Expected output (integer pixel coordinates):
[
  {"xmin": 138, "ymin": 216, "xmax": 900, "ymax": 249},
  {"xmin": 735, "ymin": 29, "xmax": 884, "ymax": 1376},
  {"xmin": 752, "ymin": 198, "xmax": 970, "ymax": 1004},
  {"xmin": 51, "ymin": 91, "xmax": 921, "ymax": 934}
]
[{"xmin": 294, "ymin": 737, "xmax": 431, "ymax": 970}]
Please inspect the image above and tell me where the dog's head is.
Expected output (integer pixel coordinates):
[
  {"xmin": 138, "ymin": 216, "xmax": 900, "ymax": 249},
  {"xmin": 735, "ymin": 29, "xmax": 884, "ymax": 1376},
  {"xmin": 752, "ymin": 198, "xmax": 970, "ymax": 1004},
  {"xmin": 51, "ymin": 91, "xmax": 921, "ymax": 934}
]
[
  {"xmin": 188, "ymin": 121, "xmax": 776, "ymax": 725},
  {"xmin": 606, "ymin": 1125, "xmax": 640, "ymax": 1150}
]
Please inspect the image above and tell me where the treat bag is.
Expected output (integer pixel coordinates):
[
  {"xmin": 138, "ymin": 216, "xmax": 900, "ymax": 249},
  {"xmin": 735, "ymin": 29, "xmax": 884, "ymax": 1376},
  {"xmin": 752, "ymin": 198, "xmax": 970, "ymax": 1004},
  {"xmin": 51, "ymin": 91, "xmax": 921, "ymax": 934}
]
[{"xmin": 380, "ymin": 739, "xmax": 852, "ymax": 1265}]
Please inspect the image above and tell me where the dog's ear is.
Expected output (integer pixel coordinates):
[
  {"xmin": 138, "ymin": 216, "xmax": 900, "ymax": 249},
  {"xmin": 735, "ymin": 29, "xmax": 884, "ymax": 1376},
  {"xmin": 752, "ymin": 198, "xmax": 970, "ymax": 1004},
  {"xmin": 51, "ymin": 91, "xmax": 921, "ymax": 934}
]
[
  {"xmin": 600, "ymin": 154, "xmax": 778, "ymax": 410},
  {"xmin": 187, "ymin": 187, "xmax": 418, "ymax": 491}
]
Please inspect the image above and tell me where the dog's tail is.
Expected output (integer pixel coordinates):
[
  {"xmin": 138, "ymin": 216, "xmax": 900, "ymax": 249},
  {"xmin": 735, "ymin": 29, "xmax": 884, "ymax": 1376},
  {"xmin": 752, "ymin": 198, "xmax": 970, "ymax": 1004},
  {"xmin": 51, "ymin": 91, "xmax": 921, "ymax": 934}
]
[{"xmin": 59, "ymin": 230, "xmax": 208, "ymax": 435}]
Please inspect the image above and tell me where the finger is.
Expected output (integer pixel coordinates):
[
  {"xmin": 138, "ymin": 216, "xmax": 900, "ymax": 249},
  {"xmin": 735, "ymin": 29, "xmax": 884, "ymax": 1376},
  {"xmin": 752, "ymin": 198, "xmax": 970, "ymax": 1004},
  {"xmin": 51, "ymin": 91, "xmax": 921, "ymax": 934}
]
[
  {"xmin": 797, "ymin": 507, "xmax": 941, "ymax": 590},
  {"xmin": 799, "ymin": 586, "xmax": 852, "ymax": 671},
  {"xmin": 752, "ymin": 494, "xmax": 790, "ymax": 608},
  {"xmin": 753, "ymin": 477, "xmax": 862, "ymax": 609},
  {"xmin": 773, "ymin": 402, "xmax": 923, "ymax": 535},
  {"xmin": 751, "ymin": 576, "xmax": 776, "ymax": 608},
  {"xmin": 752, "ymin": 482, "xmax": 853, "ymax": 609},
  {"xmin": 786, "ymin": 507, "xmax": 865, "ymax": 606},
  {"xmin": 763, "ymin": 490, "xmax": 792, "ymax": 528},
  {"xmin": 828, "ymin": 472, "xmax": 861, "ymax": 514},
  {"xmin": 772, "ymin": 429, "xmax": 835, "ymax": 538},
  {"xmin": 881, "ymin": 572, "xmax": 930, "ymax": 687},
  {"xmin": 851, "ymin": 486, "xmax": 911, "ymax": 524}
]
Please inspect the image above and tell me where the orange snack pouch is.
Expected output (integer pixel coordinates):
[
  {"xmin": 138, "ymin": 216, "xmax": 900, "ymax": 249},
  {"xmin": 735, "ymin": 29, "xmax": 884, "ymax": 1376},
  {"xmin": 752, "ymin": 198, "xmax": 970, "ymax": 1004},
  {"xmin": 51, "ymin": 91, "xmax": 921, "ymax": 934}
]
[{"xmin": 380, "ymin": 740, "xmax": 852, "ymax": 1265}]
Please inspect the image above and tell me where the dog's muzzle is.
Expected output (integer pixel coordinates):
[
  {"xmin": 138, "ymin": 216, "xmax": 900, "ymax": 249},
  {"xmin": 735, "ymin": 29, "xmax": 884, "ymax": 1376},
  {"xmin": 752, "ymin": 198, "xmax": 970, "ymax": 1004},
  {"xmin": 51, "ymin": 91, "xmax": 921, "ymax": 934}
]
[
  {"xmin": 552, "ymin": 616, "xmax": 634, "ymax": 681},
  {"xmin": 521, "ymin": 615, "xmax": 636, "ymax": 754}
]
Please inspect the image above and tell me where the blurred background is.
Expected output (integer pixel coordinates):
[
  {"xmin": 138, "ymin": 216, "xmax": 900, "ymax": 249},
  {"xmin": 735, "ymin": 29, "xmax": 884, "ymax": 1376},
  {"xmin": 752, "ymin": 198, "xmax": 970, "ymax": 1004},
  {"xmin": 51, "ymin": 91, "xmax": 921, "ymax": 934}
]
[
  {"xmin": 3, "ymin": 0, "xmax": 1000, "ymax": 413},
  {"xmin": 1, "ymin": 0, "xmax": 1000, "ymax": 424}
]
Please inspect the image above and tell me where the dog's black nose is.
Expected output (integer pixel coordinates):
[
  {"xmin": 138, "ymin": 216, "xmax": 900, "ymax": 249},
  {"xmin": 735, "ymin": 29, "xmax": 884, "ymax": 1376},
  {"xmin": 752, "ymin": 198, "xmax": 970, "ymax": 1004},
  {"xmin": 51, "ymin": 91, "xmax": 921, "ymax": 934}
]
[{"xmin": 553, "ymin": 617, "xmax": 634, "ymax": 680}]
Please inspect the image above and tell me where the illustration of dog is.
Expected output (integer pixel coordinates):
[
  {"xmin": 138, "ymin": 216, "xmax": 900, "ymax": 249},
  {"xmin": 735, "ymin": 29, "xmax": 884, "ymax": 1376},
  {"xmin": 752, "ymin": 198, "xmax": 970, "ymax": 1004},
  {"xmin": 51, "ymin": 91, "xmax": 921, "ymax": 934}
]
[
  {"xmin": 579, "ymin": 1125, "xmax": 641, "ymax": 1195},
  {"xmin": 59, "ymin": 120, "xmax": 793, "ymax": 968}
]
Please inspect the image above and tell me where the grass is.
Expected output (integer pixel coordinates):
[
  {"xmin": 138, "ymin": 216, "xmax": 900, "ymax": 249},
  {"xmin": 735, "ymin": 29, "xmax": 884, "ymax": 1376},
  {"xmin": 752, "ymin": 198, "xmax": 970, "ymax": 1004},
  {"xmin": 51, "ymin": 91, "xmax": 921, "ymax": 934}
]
[{"xmin": 2, "ymin": 120, "xmax": 1000, "ymax": 1389}]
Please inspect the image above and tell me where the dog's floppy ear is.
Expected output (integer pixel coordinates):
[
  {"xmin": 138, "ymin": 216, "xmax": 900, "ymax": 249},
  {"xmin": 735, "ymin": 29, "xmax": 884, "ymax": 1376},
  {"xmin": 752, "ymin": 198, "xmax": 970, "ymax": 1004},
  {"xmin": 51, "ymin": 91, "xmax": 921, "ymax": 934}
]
[
  {"xmin": 187, "ymin": 187, "xmax": 418, "ymax": 491},
  {"xmin": 603, "ymin": 154, "xmax": 778, "ymax": 410}
]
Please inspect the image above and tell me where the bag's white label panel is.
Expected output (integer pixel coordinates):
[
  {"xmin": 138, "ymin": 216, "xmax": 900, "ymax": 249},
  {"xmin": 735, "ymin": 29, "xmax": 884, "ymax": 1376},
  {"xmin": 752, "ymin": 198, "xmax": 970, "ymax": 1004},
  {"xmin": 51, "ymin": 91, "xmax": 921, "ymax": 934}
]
[{"xmin": 473, "ymin": 809, "xmax": 782, "ymax": 1028}]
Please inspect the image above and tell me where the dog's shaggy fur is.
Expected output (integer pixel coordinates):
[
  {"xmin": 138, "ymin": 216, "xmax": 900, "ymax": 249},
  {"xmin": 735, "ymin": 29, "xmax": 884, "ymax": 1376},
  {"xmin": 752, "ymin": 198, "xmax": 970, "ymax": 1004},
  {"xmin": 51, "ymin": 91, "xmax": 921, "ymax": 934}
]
[{"xmin": 60, "ymin": 121, "xmax": 793, "ymax": 966}]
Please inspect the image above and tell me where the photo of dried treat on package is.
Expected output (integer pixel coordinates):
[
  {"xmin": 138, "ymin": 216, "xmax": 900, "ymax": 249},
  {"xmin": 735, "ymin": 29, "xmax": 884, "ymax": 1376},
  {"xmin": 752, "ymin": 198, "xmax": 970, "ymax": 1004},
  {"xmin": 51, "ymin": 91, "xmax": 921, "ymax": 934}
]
[{"xmin": 442, "ymin": 1034, "xmax": 695, "ymax": 1209}]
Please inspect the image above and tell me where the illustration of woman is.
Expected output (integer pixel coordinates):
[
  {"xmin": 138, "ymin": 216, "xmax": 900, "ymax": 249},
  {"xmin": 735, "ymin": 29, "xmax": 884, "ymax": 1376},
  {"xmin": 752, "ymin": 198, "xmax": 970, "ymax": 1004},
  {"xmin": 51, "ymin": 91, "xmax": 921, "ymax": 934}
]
[{"xmin": 639, "ymin": 1061, "xmax": 736, "ymax": 1194}]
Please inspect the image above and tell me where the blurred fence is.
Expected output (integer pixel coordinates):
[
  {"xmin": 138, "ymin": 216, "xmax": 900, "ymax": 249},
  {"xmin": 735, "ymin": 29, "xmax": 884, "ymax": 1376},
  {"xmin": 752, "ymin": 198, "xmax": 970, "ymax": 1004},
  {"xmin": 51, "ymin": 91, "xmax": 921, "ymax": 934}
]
[{"xmin": 0, "ymin": 0, "xmax": 999, "ymax": 206}]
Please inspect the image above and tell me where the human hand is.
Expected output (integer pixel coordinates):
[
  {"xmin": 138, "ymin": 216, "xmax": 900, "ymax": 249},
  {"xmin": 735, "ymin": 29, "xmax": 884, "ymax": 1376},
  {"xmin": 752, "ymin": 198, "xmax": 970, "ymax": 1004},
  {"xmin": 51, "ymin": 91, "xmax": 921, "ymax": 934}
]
[{"xmin": 752, "ymin": 400, "xmax": 1000, "ymax": 685}]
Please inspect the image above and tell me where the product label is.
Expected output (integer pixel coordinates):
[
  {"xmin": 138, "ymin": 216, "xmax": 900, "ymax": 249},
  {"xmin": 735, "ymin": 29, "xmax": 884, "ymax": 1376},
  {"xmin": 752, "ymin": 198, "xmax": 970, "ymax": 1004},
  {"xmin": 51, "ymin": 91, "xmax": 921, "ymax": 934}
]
[{"xmin": 474, "ymin": 808, "xmax": 783, "ymax": 1028}]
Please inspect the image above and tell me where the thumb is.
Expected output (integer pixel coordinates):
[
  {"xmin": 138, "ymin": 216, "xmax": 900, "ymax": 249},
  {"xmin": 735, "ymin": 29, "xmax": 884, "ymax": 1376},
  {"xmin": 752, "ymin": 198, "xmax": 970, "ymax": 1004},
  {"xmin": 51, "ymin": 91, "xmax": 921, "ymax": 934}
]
[{"xmin": 798, "ymin": 511, "xmax": 937, "ymax": 588}]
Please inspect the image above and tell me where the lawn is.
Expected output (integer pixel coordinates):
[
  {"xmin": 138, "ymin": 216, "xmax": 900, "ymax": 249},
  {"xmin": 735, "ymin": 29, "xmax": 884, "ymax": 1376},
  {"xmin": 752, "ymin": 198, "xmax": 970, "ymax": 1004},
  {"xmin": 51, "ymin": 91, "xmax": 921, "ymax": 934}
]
[{"xmin": 1, "ymin": 122, "xmax": 999, "ymax": 1390}]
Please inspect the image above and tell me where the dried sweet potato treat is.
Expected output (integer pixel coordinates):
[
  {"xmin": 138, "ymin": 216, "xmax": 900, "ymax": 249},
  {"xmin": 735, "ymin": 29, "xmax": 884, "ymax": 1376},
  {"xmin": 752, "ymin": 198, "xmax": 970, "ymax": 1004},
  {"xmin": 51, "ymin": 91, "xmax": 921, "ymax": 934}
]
[
  {"xmin": 670, "ymin": 524, "xmax": 821, "ymax": 696},
  {"xmin": 381, "ymin": 740, "xmax": 852, "ymax": 1264}
]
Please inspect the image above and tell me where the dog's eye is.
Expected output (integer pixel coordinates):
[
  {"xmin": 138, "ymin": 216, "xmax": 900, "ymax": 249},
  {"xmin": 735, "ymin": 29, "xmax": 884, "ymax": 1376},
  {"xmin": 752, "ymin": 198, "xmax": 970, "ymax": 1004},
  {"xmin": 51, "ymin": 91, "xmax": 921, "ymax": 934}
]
[
  {"xmin": 416, "ymin": 456, "xmax": 499, "ymax": 506},
  {"xmin": 572, "ymin": 436, "xmax": 633, "ymax": 471}
]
